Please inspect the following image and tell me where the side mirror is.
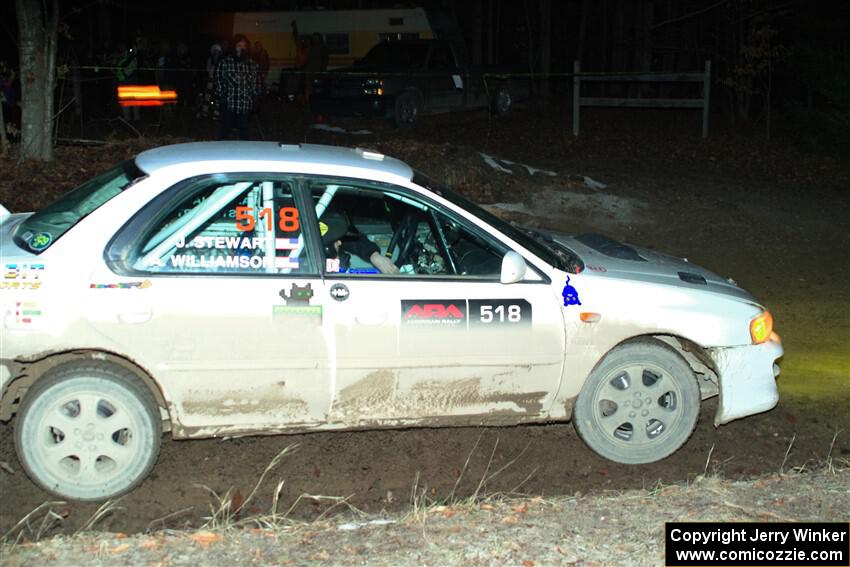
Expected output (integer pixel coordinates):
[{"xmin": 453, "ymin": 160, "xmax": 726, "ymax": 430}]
[{"xmin": 500, "ymin": 251, "xmax": 527, "ymax": 284}]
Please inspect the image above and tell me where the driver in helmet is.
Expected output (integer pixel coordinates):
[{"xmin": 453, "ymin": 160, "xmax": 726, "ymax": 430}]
[{"xmin": 319, "ymin": 212, "xmax": 399, "ymax": 274}]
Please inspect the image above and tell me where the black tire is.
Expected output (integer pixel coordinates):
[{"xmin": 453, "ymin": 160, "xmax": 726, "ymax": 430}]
[
  {"xmin": 492, "ymin": 85, "xmax": 513, "ymax": 116},
  {"xmin": 573, "ymin": 340, "xmax": 700, "ymax": 464},
  {"xmin": 393, "ymin": 91, "xmax": 421, "ymax": 129},
  {"xmin": 14, "ymin": 361, "xmax": 162, "ymax": 501}
]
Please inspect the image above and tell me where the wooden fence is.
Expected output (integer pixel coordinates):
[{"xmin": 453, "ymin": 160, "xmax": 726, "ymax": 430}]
[{"xmin": 572, "ymin": 60, "xmax": 711, "ymax": 138}]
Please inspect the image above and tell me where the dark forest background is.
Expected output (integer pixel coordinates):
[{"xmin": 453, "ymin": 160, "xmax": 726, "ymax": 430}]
[{"xmin": 2, "ymin": 0, "xmax": 849, "ymax": 158}]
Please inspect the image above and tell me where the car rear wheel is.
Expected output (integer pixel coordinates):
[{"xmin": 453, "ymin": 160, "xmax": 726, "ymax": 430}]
[
  {"xmin": 393, "ymin": 91, "xmax": 421, "ymax": 129},
  {"xmin": 573, "ymin": 340, "xmax": 700, "ymax": 464},
  {"xmin": 15, "ymin": 361, "xmax": 162, "ymax": 501}
]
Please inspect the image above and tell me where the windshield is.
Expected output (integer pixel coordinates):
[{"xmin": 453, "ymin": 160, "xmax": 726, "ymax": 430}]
[
  {"xmin": 412, "ymin": 171, "xmax": 579, "ymax": 272},
  {"xmin": 358, "ymin": 42, "xmax": 429, "ymax": 67},
  {"xmin": 14, "ymin": 160, "xmax": 145, "ymax": 253}
]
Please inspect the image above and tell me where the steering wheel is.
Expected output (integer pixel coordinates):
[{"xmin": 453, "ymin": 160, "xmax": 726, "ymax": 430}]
[{"xmin": 387, "ymin": 212, "xmax": 419, "ymax": 267}]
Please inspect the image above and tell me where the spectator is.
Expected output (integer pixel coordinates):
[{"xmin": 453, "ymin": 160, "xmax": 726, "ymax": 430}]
[
  {"xmin": 304, "ymin": 32, "xmax": 328, "ymax": 104},
  {"xmin": 0, "ymin": 61, "xmax": 19, "ymax": 141},
  {"xmin": 214, "ymin": 35, "xmax": 259, "ymax": 139},
  {"xmin": 252, "ymin": 40, "xmax": 270, "ymax": 94},
  {"xmin": 113, "ymin": 42, "xmax": 140, "ymax": 121},
  {"xmin": 174, "ymin": 41, "xmax": 194, "ymax": 111},
  {"xmin": 198, "ymin": 42, "xmax": 223, "ymax": 118}
]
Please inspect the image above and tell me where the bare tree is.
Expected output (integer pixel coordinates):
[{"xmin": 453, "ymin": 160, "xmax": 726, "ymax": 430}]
[
  {"xmin": 16, "ymin": 0, "xmax": 59, "ymax": 161},
  {"xmin": 538, "ymin": 0, "xmax": 552, "ymax": 100}
]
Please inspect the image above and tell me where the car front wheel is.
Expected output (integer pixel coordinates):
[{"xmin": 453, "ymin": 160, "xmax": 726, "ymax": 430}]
[
  {"xmin": 573, "ymin": 340, "xmax": 700, "ymax": 464},
  {"xmin": 393, "ymin": 91, "xmax": 421, "ymax": 129},
  {"xmin": 15, "ymin": 361, "xmax": 162, "ymax": 501}
]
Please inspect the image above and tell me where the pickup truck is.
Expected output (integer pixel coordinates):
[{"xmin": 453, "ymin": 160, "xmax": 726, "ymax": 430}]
[{"xmin": 310, "ymin": 39, "xmax": 528, "ymax": 128}]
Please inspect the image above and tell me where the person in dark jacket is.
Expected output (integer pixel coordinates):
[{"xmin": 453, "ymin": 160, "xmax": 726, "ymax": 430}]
[{"xmin": 214, "ymin": 35, "xmax": 259, "ymax": 139}]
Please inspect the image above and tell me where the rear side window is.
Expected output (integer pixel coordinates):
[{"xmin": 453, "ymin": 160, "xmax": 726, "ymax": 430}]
[
  {"xmin": 13, "ymin": 160, "xmax": 145, "ymax": 253},
  {"xmin": 109, "ymin": 175, "xmax": 316, "ymax": 276}
]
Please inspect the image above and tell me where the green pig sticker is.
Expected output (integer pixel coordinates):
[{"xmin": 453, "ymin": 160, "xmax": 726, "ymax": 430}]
[{"xmin": 29, "ymin": 232, "xmax": 53, "ymax": 251}]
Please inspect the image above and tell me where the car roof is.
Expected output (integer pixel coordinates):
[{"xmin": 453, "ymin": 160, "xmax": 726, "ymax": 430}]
[{"xmin": 134, "ymin": 142, "xmax": 414, "ymax": 180}]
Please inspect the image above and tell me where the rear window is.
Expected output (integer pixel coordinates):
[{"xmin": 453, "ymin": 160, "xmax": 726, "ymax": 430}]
[
  {"xmin": 358, "ymin": 42, "xmax": 429, "ymax": 67},
  {"xmin": 14, "ymin": 160, "xmax": 145, "ymax": 253}
]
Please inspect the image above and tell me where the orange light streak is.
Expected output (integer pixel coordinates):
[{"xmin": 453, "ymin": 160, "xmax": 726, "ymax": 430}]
[{"xmin": 117, "ymin": 85, "xmax": 178, "ymax": 106}]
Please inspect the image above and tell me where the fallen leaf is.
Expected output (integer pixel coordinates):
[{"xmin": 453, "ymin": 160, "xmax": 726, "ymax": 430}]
[
  {"xmin": 308, "ymin": 551, "xmax": 330, "ymax": 561},
  {"xmin": 523, "ymin": 561, "xmax": 535, "ymax": 567},
  {"xmin": 140, "ymin": 538, "xmax": 160, "ymax": 550},
  {"xmin": 191, "ymin": 531, "xmax": 220, "ymax": 548},
  {"xmin": 231, "ymin": 489, "xmax": 245, "ymax": 513},
  {"xmin": 0, "ymin": 461, "xmax": 15, "ymax": 474},
  {"xmin": 501, "ymin": 515, "xmax": 519, "ymax": 525},
  {"xmin": 110, "ymin": 543, "xmax": 130, "ymax": 555},
  {"xmin": 442, "ymin": 508, "xmax": 456, "ymax": 518},
  {"xmin": 114, "ymin": 532, "xmax": 127, "ymax": 539},
  {"xmin": 512, "ymin": 503, "xmax": 528, "ymax": 514},
  {"xmin": 480, "ymin": 503, "xmax": 494, "ymax": 511}
]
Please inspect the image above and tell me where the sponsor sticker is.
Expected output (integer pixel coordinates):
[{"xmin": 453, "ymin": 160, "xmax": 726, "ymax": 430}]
[
  {"xmin": 29, "ymin": 232, "xmax": 52, "ymax": 250},
  {"xmin": 401, "ymin": 300, "xmax": 467, "ymax": 327},
  {"xmin": 329, "ymin": 283, "xmax": 349, "ymax": 301},
  {"xmin": 326, "ymin": 258, "xmax": 341, "ymax": 273},
  {"xmin": 562, "ymin": 276, "xmax": 581, "ymax": 307},
  {"xmin": 90, "ymin": 280, "xmax": 152, "ymax": 289},
  {"xmin": 1, "ymin": 263, "xmax": 45, "ymax": 290},
  {"xmin": 14, "ymin": 301, "xmax": 42, "ymax": 324},
  {"xmin": 275, "ymin": 283, "xmax": 322, "ymax": 322}
]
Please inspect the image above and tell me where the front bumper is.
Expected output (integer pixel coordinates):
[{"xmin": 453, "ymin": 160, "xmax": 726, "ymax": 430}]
[
  {"xmin": 310, "ymin": 95, "xmax": 390, "ymax": 118},
  {"xmin": 711, "ymin": 334, "xmax": 783, "ymax": 426}
]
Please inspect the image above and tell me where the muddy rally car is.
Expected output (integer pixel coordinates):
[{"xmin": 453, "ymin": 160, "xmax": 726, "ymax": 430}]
[{"xmin": 0, "ymin": 142, "xmax": 782, "ymax": 501}]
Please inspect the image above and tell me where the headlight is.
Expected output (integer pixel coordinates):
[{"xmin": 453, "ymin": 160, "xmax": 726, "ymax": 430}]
[
  {"xmin": 362, "ymin": 78, "xmax": 383, "ymax": 96},
  {"xmin": 750, "ymin": 310, "xmax": 774, "ymax": 344}
]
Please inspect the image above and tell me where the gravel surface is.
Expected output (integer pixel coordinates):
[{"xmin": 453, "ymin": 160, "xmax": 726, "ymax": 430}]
[{"xmin": 2, "ymin": 468, "xmax": 848, "ymax": 566}]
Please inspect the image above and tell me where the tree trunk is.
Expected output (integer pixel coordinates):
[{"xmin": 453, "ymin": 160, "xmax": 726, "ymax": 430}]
[
  {"xmin": 538, "ymin": 0, "xmax": 552, "ymax": 100},
  {"xmin": 16, "ymin": 0, "xmax": 59, "ymax": 161},
  {"xmin": 0, "ymin": 99, "xmax": 8, "ymax": 154},
  {"xmin": 524, "ymin": 1, "xmax": 536, "ymax": 96},
  {"xmin": 471, "ymin": 0, "xmax": 483, "ymax": 65},
  {"xmin": 576, "ymin": 0, "xmax": 590, "ymax": 66}
]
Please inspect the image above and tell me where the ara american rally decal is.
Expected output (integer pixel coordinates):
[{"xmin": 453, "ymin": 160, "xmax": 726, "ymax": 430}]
[
  {"xmin": 401, "ymin": 299, "xmax": 532, "ymax": 328},
  {"xmin": 401, "ymin": 299, "xmax": 466, "ymax": 327}
]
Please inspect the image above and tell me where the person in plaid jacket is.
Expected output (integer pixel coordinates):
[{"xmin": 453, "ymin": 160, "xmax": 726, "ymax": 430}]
[{"xmin": 214, "ymin": 35, "xmax": 259, "ymax": 139}]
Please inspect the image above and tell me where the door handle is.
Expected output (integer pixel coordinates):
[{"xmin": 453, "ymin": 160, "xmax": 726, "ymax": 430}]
[{"xmin": 117, "ymin": 309, "xmax": 152, "ymax": 324}]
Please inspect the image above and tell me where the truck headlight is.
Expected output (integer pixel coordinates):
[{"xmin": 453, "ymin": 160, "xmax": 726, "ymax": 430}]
[
  {"xmin": 750, "ymin": 310, "xmax": 774, "ymax": 344},
  {"xmin": 362, "ymin": 79, "xmax": 383, "ymax": 96}
]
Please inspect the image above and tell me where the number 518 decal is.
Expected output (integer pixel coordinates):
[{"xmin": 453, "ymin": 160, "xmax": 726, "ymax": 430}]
[
  {"xmin": 469, "ymin": 299, "xmax": 531, "ymax": 326},
  {"xmin": 235, "ymin": 206, "xmax": 300, "ymax": 232}
]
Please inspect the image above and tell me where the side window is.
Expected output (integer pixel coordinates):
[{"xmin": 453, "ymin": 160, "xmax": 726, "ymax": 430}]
[
  {"xmin": 130, "ymin": 178, "xmax": 315, "ymax": 275},
  {"xmin": 308, "ymin": 179, "xmax": 504, "ymax": 278},
  {"xmin": 428, "ymin": 46, "xmax": 456, "ymax": 70},
  {"xmin": 324, "ymin": 33, "xmax": 350, "ymax": 55}
]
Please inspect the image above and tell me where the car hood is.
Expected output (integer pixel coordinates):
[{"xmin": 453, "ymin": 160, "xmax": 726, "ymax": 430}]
[
  {"xmin": 550, "ymin": 233, "xmax": 757, "ymax": 303},
  {"xmin": 330, "ymin": 63, "xmax": 419, "ymax": 75}
]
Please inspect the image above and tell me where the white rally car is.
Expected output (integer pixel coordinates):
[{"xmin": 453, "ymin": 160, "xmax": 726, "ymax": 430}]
[{"xmin": 0, "ymin": 142, "xmax": 782, "ymax": 501}]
